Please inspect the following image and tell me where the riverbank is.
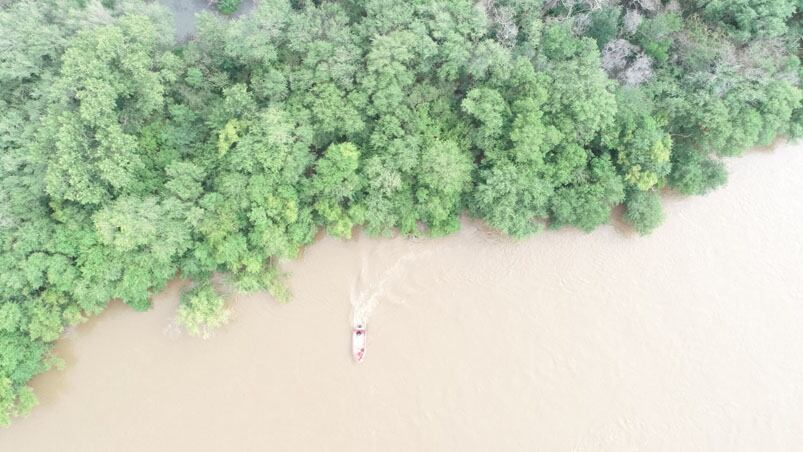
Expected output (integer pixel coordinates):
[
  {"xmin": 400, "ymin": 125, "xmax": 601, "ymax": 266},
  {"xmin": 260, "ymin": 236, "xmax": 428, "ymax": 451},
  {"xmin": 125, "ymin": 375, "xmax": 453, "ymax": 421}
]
[{"xmin": 1, "ymin": 142, "xmax": 802, "ymax": 451}]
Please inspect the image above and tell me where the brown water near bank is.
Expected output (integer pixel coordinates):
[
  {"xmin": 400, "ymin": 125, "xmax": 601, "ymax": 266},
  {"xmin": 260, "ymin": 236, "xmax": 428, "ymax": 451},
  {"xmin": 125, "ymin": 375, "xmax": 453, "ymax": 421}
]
[{"xmin": 2, "ymin": 143, "xmax": 803, "ymax": 451}]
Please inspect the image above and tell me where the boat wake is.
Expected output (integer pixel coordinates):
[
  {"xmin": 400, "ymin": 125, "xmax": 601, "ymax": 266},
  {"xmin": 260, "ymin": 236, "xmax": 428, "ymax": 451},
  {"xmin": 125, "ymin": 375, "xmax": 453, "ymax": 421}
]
[{"xmin": 350, "ymin": 248, "xmax": 427, "ymax": 326}]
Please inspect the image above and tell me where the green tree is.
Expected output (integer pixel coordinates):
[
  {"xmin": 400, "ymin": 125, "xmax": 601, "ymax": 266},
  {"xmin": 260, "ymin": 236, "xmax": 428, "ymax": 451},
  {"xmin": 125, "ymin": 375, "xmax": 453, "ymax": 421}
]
[
  {"xmin": 693, "ymin": 0, "xmax": 798, "ymax": 41},
  {"xmin": 40, "ymin": 15, "xmax": 175, "ymax": 205},
  {"xmin": 416, "ymin": 139, "xmax": 473, "ymax": 235},
  {"xmin": 550, "ymin": 155, "xmax": 625, "ymax": 231},
  {"xmin": 177, "ymin": 283, "xmax": 229, "ymax": 338},
  {"xmin": 603, "ymin": 88, "xmax": 672, "ymax": 192},
  {"xmin": 633, "ymin": 12, "xmax": 681, "ymax": 63},
  {"xmin": 624, "ymin": 190, "xmax": 664, "ymax": 235},
  {"xmin": 310, "ymin": 143, "xmax": 364, "ymax": 238},
  {"xmin": 216, "ymin": 0, "xmax": 243, "ymax": 15},
  {"xmin": 586, "ymin": 6, "xmax": 621, "ymax": 49}
]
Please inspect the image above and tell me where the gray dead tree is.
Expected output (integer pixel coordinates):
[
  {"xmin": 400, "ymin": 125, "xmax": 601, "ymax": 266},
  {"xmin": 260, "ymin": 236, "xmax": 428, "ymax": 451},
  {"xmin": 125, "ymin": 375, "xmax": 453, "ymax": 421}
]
[
  {"xmin": 480, "ymin": 0, "xmax": 519, "ymax": 47},
  {"xmin": 602, "ymin": 39, "xmax": 654, "ymax": 86},
  {"xmin": 623, "ymin": 9, "xmax": 643, "ymax": 34}
]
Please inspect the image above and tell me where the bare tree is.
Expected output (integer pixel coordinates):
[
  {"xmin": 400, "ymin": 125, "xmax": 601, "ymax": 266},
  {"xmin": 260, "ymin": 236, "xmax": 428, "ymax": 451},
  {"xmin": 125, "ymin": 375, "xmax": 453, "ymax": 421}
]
[
  {"xmin": 602, "ymin": 39, "xmax": 636, "ymax": 73},
  {"xmin": 543, "ymin": 0, "xmax": 616, "ymax": 15},
  {"xmin": 664, "ymin": 0, "xmax": 681, "ymax": 13},
  {"xmin": 480, "ymin": 0, "xmax": 519, "ymax": 47},
  {"xmin": 623, "ymin": 9, "xmax": 643, "ymax": 34},
  {"xmin": 622, "ymin": 53, "xmax": 653, "ymax": 85},
  {"xmin": 625, "ymin": 0, "xmax": 661, "ymax": 12},
  {"xmin": 602, "ymin": 39, "xmax": 654, "ymax": 86}
]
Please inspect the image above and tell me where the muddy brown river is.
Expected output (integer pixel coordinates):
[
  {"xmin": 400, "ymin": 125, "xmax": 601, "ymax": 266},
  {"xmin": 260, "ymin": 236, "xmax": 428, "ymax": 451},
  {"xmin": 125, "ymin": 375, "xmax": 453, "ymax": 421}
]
[{"xmin": 1, "ymin": 143, "xmax": 803, "ymax": 451}]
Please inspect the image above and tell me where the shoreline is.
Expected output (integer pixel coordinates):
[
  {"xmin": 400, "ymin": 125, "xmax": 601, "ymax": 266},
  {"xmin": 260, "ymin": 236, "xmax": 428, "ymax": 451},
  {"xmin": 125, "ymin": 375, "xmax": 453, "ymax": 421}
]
[{"xmin": 3, "ymin": 142, "xmax": 802, "ymax": 451}]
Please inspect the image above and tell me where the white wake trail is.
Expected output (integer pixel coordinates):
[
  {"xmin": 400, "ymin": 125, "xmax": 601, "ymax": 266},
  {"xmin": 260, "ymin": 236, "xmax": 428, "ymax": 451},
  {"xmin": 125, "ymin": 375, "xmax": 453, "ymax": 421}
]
[{"xmin": 350, "ymin": 249, "xmax": 428, "ymax": 326}]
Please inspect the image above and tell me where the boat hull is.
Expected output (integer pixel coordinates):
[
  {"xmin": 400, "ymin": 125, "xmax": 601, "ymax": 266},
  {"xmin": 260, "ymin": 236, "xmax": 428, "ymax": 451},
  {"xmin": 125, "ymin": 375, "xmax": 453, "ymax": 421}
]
[{"xmin": 352, "ymin": 325, "xmax": 366, "ymax": 363}]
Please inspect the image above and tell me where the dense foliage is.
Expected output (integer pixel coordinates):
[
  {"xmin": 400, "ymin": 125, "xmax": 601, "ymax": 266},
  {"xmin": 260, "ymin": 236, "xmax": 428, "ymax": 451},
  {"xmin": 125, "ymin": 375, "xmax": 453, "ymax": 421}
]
[
  {"xmin": 177, "ymin": 282, "xmax": 230, "ymax": 338},
  {"xmin": 215, "ymin": 0, "xmax": 243, "ymax": 15},
  {"xmin": 1, "ymin": 0, "xmax": 800, "ymax": 424}
]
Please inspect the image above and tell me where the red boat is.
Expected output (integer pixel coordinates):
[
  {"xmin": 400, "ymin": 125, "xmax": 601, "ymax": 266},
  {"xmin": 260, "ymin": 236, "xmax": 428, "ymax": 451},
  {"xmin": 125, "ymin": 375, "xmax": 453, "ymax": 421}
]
[{"xmin": 352, "ymin": 324, "xmax": 366, "ymax": 363}]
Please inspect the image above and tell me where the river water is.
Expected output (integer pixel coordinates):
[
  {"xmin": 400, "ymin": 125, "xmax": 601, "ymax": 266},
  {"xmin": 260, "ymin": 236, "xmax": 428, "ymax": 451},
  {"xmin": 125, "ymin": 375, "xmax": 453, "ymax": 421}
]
[{"xmin": 1, "ymin": 143, "xmax": 802, "ymax": 451}]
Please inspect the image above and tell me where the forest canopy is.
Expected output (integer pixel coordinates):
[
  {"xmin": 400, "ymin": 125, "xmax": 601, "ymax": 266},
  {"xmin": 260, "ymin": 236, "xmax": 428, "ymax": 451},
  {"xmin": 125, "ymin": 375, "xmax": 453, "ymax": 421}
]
[{"xmin": 1, "ymin": 0, "xmax": 801, "ymax": 424}]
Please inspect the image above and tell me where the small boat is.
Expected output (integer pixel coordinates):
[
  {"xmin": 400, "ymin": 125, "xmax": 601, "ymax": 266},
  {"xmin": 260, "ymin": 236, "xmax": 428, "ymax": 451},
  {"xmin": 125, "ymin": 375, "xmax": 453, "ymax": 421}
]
[{"xmin": 352, "ymin": 324, "xmax": 366, "ymax": 363}]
